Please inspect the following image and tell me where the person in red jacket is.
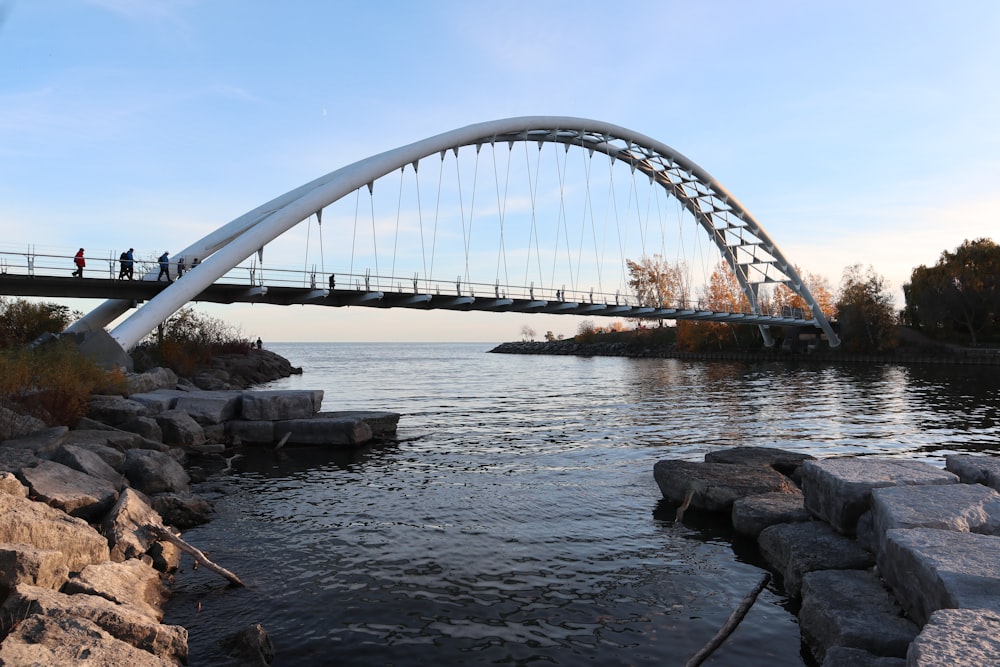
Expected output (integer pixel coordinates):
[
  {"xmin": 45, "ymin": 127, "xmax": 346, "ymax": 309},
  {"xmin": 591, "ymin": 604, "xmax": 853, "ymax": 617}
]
[{"xmin": 72, "ymin": 248, "xmax": 85, "ymax": 278}]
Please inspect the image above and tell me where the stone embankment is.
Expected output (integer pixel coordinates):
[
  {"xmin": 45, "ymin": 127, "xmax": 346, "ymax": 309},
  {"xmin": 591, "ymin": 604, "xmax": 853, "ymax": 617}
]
[
  {"xmin": 655, "ymin": 447, "xmax": 1000, "ymax": 666},
  {"xmin": 491, "ymin": 340, "xmax": 1000, "ymax": 365},
  {"xmin": 0, "ymin": 360, "xmax": 399, "ymax": 664}
]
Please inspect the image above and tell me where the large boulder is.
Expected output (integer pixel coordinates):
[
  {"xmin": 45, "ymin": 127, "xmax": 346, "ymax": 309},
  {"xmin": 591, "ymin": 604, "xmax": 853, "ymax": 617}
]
[
  {"xmin": 0, "ymin": 583, "xmax": 188, "ymax": 662},
  {"xmin": 0, "ymin": 544, "xmax": 70, "ymax": 592},
  {"xmin": 273, "ymin": 416, "xmax": 372, "ymax": 447},
  {"xmin": 321, "ymin": 410, "xmax": 400, "ymax": 436},
  {"xmin": 53, "ymin": 444, "xmax": 126, "ymax": 489},
  {"xmin": 878, "ymin": 527, "xmax": 1000, "ymax": 625},
  {"xmin": 18, "ymin": 459, "xmax": 119, "ymax": 520},
  {"xmin": 0, "ymin": 493, "xmax": 110, "ymax": 572},
  {"xmin": 946, "ymin": 454, "xmax": 1000, "ymax": 493},
  {"xmin": 0, "ymin": 614, "xmax": 178, "ymax": 667},
  {"xmin": 704, "ymin": 446, "xmax": 814, "ymax": 485},
  {"xmin": 123, "ymin": 450, "xmax": 190, "ymax": 495},
  {"xmin": 153, "ymin": 410, "xmax": 206, "ymax": 448},
  {"xmin": 100, "ymin": 488, "xmax": 166, "ymax": 563},
  {"xmin": 731, "ymin": 490, "xmax": 810, "ymax": 538},
  {"xmin": 1, "ymin": 425, "xmax": 68, "ymax": 458},
  {"xmin": 117, "ymin": 416, "xmax": 164, "ymax": 441},
  {"xmin": 757, "ymin": 521, "xmax": 874, "ymax": 597},
  {"xmin": 173, "ymin": 391, "xmax": 242, "ymax": 425},
  {"xmin": 87, "ymin": 395, "xmax": 151, "ymax": 426},
  {"xmin": 870, "ymin": 483, "xmax": 1000, "ymax": 555},
  {"xmin": 907, "ymin": 608, "xmax": 1000, "ymax": 666},
  {"xmin": 220, "ymin": 623, "xmax": 275, "ymax": 666},
  {"xmin": 150, "ymin": 492, "xmax": 213, "ymax": 528},
  {"xmin": 241, "ymin": 390, "xmax": 323, "ymax": 421},
  {"xmin": 801, "ymin": 458, "xmax": 958, "ymax": 535},
  {"xmin": 0, "ymin": 405, "xmax": 48, "ymax": 440},
  {"xmin": 799, "ymin": 569, "xmax": 917, "ymax": 663},
  {"xmin": 63, "ymin": 558, "xmax": 168, "ymax": 622},
  {"xmin": 653, "ymin": 459, "xmax": 799, "ymax": 512},
  {"xmin": 125, "ymin": 367, "xmax": 178, "ymax": 395}
]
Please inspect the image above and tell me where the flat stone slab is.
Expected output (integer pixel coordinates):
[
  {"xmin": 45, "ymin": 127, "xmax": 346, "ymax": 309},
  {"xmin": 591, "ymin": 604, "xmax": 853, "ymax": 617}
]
[
  {"xmin": 241, "ymin": 390, "xmax": 323, "ymax": 421},
  {"xmin": 907, "ymin": 608, "xmax": 1000, "ymax": 666},
  {"xmin": 173, "ymin": 390, "xmax": 242, "ymax": 425},
  {"xmin": 732, "ymin": 489, "xmax": 810, "ymax": 537},
  {"xmin": 653, "ymin": 460, "xmax": 799, "ymax": 512},
  {"xmin": 757, "ymin": 521, "xmax": 874, "ymax": 597},
  {"xmin": 802, "ymin": 458, "xmax": 958, "ymax": 534},
  {"xmin": 799, "ymin": 569, "xmax": 917, "ymax": 663},
  {"xmin": 822, "ymin": 646, "xmax": 906, "ymax": 666},
  {"xmin": 879, "ymin": 527, "xmax": 1000, "ymax": 626},
  {"xmin": 0, "ymin": 493, "xmax": 110, "ymax": 572},
  {"xmin": 705, "ymin": 445, "xmax": 814, "ymax": 484},
  {"xmin": 128, "ymin": 389, "xmax": 186, "ymax": 413},
  {"xmin": 871, "ymin": 484, "xmax": 1000, "ymax": 554},
  {"xmin": 274, "ymin": 416, "xmax": 372, "ymax": 447},
  {"xmin": 18, "ymin": 460, "xmax": 119, "ymax": 520},
  {"xmin": 946, "ymin": 454, "xmax": 1000, "ymax": 492},
  {"xmin": 320, "ymin": 411, "xmax": 400, "ymax": 436}
]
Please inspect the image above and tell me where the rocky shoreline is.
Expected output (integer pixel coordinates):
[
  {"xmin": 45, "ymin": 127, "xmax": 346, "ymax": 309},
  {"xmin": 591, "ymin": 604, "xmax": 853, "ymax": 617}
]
[
  {"xmin": 490, "ymin": 340, "xmax": 1000, "ymax": 365},
  {"xmin": 0, "ymin": 349, "xmax": 399, "ymax": 664},
  {"xmin": 655, "ymin": 447, "xmax": 1000, "ymax": 665}
]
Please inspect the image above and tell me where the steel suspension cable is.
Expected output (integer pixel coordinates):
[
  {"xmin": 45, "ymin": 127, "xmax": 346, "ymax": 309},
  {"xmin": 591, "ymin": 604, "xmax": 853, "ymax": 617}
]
[{"xmin": 390, "ymin": 166, "xmax": 405, "ymax": 281}]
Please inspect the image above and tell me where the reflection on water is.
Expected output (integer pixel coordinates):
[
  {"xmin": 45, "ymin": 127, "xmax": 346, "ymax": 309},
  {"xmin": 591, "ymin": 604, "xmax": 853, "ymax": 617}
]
[{"xmin": 164, "ymin": 343, "xmax": 1000, "ymax": 666}]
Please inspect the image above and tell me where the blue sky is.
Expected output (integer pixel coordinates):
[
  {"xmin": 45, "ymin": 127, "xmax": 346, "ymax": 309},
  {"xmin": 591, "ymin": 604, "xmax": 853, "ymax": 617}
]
[{"xmin": 2, "ymin": 1, "xmax": 998, "ymax": 342}]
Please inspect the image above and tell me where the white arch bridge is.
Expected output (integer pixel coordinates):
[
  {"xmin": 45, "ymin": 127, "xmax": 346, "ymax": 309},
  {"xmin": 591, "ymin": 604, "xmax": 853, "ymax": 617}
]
[{"xmin": 66, "ymin": 116, "xmax": 839, "ymax": 359}]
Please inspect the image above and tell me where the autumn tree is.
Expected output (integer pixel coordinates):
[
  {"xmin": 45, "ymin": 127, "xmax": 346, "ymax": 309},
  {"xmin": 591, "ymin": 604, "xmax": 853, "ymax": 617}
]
[
  {"xmin": 677, "ymin": 261, "xmax": 762, "ymax": 351},
  {"xmin": 902, "ymin": 238, "xmax": 1000, "ymax": 346},
  {"xmin": 836, "ymin": 264, "xmax": 897, "ymax": 353},
  {"xmin": 770, "ymin": 268, "xmax": 837, "ymax": 320},
  {"xmin": 0, "ymin": 298, "xmax": 78, "ymax": 349},
  {"xmin": 626, "ymin": 255, "xmax": 688, "ymax": 310}
]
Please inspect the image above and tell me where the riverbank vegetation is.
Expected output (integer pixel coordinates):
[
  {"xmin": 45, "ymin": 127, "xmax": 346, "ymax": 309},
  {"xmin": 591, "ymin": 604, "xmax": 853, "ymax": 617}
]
[
  {"xmin": 0, "ymin": 297, "xmax": 126, "ymax": 436},
  {"xmin": 131, "ymin": 306, "xmax": 251, "ymax": 376},
  {"xmin": 573, "ymin": 237, "xmax": 998, "ymax": 356}
]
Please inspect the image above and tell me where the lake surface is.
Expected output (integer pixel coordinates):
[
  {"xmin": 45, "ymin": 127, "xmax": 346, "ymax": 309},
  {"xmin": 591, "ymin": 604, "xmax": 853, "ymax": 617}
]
[{"xmin": 162, "ymin": 342, "xmax": 1000, "ymax": 666}]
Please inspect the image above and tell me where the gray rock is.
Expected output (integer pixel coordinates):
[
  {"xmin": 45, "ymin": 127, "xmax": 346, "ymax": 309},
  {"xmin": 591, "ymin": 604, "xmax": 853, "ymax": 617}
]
[
  {"xmin": 1, "ymin": 425, "xmax": 68, "ymax": 458},
  {"xmin": 705, "ymin": 445, "xmax": 814, "ymax": 485},
  {"xmin": 128, "ymin": 389, "xmax": 184, "ymax": 413},
  {"xmin": 228, "ymin": 419, "xmax": 275, "ymax": 444},
  {"xmin": 0, "ymin": 583, "xmax": 188, "ymax": 662},
  {"xmin": 174, "ymin": 390, "xmax": 242, "ymax": 425},
  {"xmin": 18, "ymin": 459, "xmax": 119, "ymax": 520},
  {"xmin": 799, "ymin": 569, "xmax": 917, "ymax": 663},
  {"xmin": 123, "ymin": 449, "xmax": 190, "ymax": 495},
  {"xmin": 63, "ymin": 427, "xmax": 168, "ymax": 454},
  {"xmin": 241, "ymin": 389, "xmax": 323, "ymax": 421},
  {"xmin": 802, "ymin": 458, "xmax": 958, "ymax": 534},
  {"xmin": 0, "ymin": 544, "xmax": 70, "ymax": 591},
  {"xmin": 153, "ymin": 409, "xmax": 206, "ymax": 447},
  {"xmin": 653, "ymin": 459, "xmax": 799, "ymax": 512},
  {"xmin": 87, "ymin": 394, "xmax": 151, "ymax": 426},
  {"xmin": 879, "ymin": 527, "xmax": 1000, "ymax": 626},
  {"xmin": 125, "ymin": 366, "xmax": 178, "ymax": 395},
  {"xmin": 117, "ymin": 415, "xmax": 164, "ymax": 441},
  {"xmin": 101, "ymin": 488, "xmax": 165, "ymax": 563},
  {"xmin": 0, "ymin": 493, "xmax": 110, "ymax": 572},
  {"xmin": 907, "ymin": 608, "xmax": 1000, "ymax": 666},
  {"xmin": 0, "ymin": 614, "xmax": 178, "ymax": 667},
  {"xmin": 822, "ymin": 646, "xmax": 905, "ymax": 666},
  {"xmin": 732, "ymin": 489, "xmax": 810, "ymax": 537},
  {"xmin": 150, "ymin": 492, "xmax": 213, "ymax": 528},
  {"xmin": 221, "ymin": 623, "xmax": 275, "ymax": 666},
  {"xmin": 321, "ymin": 410, "xmax": 400, "ymax": 436},
  {"xmin": 946, "ymin": 454, "xmax": 1000, "ymax": 493},
  {"xmin": 58, "ymin": 440, "xmax": 126, "ymax": 470},
  {"xmin": 757, "ymin": 521, "xmax": 874, "ymax": 597},
  {"xmin": 870, "ymin": 484, "xmax": 1000, "ymax": 555},
  {"xmin": 53, "ymin": 444, "xmax": 126, "ymax": 489},
  {"xmin": 63, "ymin": 558, "xmax": 168, "ymax": 622},
  {"xmin": 274, "ymin": 416, "xmax": 373, "ymax": 447}
]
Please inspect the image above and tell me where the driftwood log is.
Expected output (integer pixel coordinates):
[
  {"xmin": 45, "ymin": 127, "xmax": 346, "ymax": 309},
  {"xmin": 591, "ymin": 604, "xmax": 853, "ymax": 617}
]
[
  {"xmin": 147, "ymin": 524, "xmax": 247, "ymax": 587},
  {"xmin": 684, "ymin": 572, "xmax": 771, "ymax": 667}
]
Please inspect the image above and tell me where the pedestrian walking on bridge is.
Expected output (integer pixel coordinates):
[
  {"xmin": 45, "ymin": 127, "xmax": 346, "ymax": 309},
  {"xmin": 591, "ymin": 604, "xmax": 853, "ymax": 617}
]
[
  {"xmin": 72, "ymin": 248, "xmax": 85, "ymax": 278},
  {"xmin": 157, "ymin": 251, "xmax": 172, "ymax": 282}
]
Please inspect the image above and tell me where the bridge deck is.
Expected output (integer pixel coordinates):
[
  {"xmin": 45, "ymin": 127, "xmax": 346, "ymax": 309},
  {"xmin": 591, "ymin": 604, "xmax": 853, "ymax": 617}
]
[{"xmin": 0, "ymin": 274, "xmax": 820, "ymax": 327}]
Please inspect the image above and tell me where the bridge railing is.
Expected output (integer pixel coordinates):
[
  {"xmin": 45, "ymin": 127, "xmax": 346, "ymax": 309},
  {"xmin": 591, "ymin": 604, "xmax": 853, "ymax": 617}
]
[{"xmin": 0, "ymin": 249, "xmax": 815, "ymax": 321}]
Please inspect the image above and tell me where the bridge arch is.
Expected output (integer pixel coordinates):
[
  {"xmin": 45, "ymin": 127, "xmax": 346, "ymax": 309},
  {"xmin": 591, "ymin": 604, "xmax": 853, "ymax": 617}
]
[{"xmin": 69, "ymin": 116, "xmax": 839, "ymax": 351}]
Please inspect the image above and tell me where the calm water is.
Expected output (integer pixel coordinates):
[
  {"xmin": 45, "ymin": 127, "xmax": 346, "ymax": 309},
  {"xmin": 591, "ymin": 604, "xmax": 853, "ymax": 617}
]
[{"xmin": 163, "ymin": 343, "xmax": 1000, "ymax": 666}]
